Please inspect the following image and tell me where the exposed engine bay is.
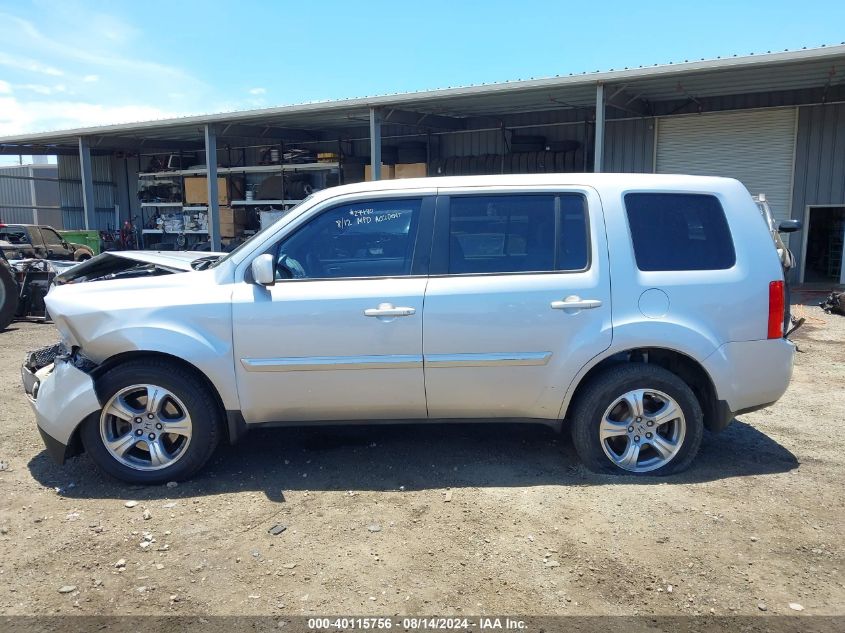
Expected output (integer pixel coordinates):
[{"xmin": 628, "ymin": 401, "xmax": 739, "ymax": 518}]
[
  {"xmin": 4, "ymin": 258, "xmax": 77, "ymax": 320},
  {"xmin": 1, "ymin": 250, "xmax": 223, "ymax": 329},
  {"xmin": 54, "ymin": 251, "xmax": 223, "ymax": 285}
]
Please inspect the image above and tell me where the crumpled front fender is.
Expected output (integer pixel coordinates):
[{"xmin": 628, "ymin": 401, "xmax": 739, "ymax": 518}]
[{"xmin": 26, "ymin": 359, "xmax": 101, "ymax": 452}]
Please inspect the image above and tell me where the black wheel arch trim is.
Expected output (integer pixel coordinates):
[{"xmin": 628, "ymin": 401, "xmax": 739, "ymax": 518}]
[
  {"xmin": 39, "ymin": 426, "xmax": 83, "ymax": 465},
  {"xmin": 564, "ymin": 346, "xmax": 725, "ymax": 433}
]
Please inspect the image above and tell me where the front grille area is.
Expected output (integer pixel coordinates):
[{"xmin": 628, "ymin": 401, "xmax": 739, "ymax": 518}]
[{"xmin": 25, "ymin": 342, "xmax": 69, "ymax": 372}]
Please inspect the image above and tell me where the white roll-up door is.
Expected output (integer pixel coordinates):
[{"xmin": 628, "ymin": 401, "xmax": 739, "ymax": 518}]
[{"xmin": 656, "ymin": 108, "xmax": 797, "ymax": 222}]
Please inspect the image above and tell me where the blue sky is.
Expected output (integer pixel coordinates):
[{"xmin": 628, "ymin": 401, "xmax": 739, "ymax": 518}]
[{"xmin": 0, "ymin": 0, "xmax": 843, "ymax": 140}]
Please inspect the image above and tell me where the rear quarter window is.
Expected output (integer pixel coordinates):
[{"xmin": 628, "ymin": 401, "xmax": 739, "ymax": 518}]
[{"xmin": 624, "ymin": 193, "xmax": 736, "ymax": 271}]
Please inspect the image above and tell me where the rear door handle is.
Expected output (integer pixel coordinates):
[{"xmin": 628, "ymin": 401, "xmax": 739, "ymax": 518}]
[
  {"xmin": 364, "ymin": 303, "xmax": 416, "ymax": 318},
  {"xmin": 551, "ymin": 296, "xmax": 603, "ymax": 310}
]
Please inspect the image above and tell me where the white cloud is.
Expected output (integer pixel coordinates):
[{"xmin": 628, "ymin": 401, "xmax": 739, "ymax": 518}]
[
  {"xmin": 0, "ymin": 12, "xmax": 198, "ymax": 84},
  {"xmin": 15, "ymin": 83, "xmax": 70, "ymax": 96},
  {"xmin": 0, "ymin": 8, "xmax": 268, "ymax": 138},
  {"xmin": 19, "ymin": 83, "xmax": 53, "ymax": 95},
  {"xmin": 0, "ymin": 52, "xmax": 63, "ymax": 76},
  {"xmin": 0, "ymin": 96, "xmax": 181, "ymax": 136}
]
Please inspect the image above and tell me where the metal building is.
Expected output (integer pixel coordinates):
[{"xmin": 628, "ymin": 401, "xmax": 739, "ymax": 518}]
[
  {"xmin": 0, "ymin": 45, "xmax": 843, "ymax": 284},
  {"xmin": 0, "ymin": 164, "xmax": 62, "ymax": 227}
]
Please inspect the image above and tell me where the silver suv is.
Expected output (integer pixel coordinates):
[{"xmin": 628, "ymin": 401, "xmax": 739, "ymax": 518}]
[{"xmin": 22, "ymin": 174, "xmax": 795, "ymax": 484}]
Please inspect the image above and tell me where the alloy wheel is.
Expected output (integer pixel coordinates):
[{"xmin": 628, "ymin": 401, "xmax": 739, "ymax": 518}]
[
  {"xmin": 99, "ymin": 384, "xmax": 193, "ymax": 471},
  {"xmin": 599, "ymin": 388, "xmax": 686, "ymax": 473}
]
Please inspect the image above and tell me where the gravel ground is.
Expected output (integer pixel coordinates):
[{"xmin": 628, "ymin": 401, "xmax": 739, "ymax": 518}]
[{"xmin": 0, "ymin": 301, "xmax": 843, "ymax": 617}]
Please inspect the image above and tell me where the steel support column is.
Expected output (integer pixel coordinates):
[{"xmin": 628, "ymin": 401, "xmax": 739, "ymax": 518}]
[
  {"xmin": 369, "ymin": 107, "xmax": 382, "ymax": 180},
  {"xmin": 78, "ymin": 136, "xmax": 96, "ymax": 229},
  {"xmin": 594, "ymin": 83, "xmax": 605, "ymax": 173},
  {"xmin": 204, "ymin": 124, "xmax": 221, "ymax": 251}
]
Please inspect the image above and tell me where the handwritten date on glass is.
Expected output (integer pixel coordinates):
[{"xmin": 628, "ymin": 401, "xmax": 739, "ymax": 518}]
[{"xmin": 337, "ymin": 208, "xmax": 407, "ymax": 229}]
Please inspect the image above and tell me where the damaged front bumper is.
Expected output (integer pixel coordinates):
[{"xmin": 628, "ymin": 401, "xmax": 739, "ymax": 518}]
[{"xmin": 22, "ymin": 343, "xmax": 101, "ymax": 464}]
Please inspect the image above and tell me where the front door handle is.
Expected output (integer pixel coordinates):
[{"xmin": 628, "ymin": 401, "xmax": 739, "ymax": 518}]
[
  {"xmin": 551, "ymin": 296, "xmax": 603, "ymax": 310},
  {"xmin": 364, "ymin": 303, "xmax": 416, "ymax": 318}
]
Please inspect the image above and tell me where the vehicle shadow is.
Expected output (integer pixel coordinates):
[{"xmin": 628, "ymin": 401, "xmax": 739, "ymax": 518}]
[
  {"xmin": 27, "ymin": 418, "xmax": 798, "ymax": 501},
  {"xmin": 791, "ymin": 286, "xmax": 840, "ymax": 307}
]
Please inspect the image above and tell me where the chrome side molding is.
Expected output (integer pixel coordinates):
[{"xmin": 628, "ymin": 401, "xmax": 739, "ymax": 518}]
[
  {"xmin": 241, "ymin": 351, "xmax": 553, "ymax": 372},
  {"xmin": 424, "ymin": 352, "xmax": 553, "ymax": 368},
  {"xmin": 241, "ymin": 355, "xmax": 423, "ymax": 372}
]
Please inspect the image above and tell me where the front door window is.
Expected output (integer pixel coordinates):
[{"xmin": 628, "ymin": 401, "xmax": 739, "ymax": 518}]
[{"xmin": 275, "ymin": 198, "xmax": 423, "ymax": 280}]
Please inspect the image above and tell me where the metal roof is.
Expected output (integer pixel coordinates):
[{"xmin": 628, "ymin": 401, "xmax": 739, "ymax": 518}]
[{"xmin": 2, "ymin": 44, "xmax": 844, "ymax": 150}]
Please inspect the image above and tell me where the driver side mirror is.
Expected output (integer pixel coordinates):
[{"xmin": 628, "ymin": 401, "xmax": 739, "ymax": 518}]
[
  {"xmin": 251, "ymin": 253, "xmax": 276, "ymax": 287},
  {"xmin": 778, "ymin": 219, "xmax": 802, "ymax": 233}
]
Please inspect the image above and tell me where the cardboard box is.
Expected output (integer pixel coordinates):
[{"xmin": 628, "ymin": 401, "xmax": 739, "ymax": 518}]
[
  {"xmin": 219, "ymin": 221, "xmax": 246, "ymax": 238},
  {"xmin": 185, "ymin": 177, "xmax": 229, "ymax": 205},
  {"xmin": 364, "ymin": 164, "xmax": 395, "ymax": 181},
  {"xmin": 395, "ymin": 162, "xmax": 427, "ymax": 179},
  {"xmin": 219, "ymin": 206, "xmax": 247, "ymax": 224},
  {"xmin": 218, "ymin": 205, "xmax": 246, "ymax": 237}
]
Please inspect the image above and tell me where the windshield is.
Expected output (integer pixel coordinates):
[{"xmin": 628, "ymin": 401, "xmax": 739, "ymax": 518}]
[{"xmin": 208, "ymin": 196, "xmax": 313, "ymax": 268}]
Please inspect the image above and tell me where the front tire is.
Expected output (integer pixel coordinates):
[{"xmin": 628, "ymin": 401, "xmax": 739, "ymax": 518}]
[
  {"xmin": 80, "ymin": 359, "xmax": 222, "ymax": 484},
  {"xmin": 570, "ymin": 364, "xmax": 703, "ymax": 475}
]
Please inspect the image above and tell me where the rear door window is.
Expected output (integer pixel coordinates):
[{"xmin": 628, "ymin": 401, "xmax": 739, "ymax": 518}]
[
  {"xmin": 447, "ymin": 194, "xmax": 588, "ymax": 274},
  {"xmin": 624, "ymin": 193, "xmax": 736, "ymax": 271}
]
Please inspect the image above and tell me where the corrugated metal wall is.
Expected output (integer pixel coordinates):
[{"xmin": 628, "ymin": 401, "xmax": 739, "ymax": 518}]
[
  {"xmin": 603, "ymin": 118, "xmax": 655, "ymax": 173},
  {"xmin": 0, "ymin": 207, "xmax": 35, "ymax": 224},
  {"xmin": 58, "ymin": 155, "xmax": 117, "ymax": 229},
  {"xmin": 791, "ymin": 102, "xmax": 845, "ymax": 282},
  {"xmin": 438, "ymin": 129, "xmax": 504, "ymax": 157},
  {"xmin": 792, "ymin": 103, "xmax": 845, "ymax": 212},
  {"xmin": 0, "ymin": 165, "xmax": 36, "ymax": 224},
  {"xmin": 0, "ymin": 165, "xmax": 63, "ymax": 226},
  {"xmin": 0, "ymin": 166, "xmax": 34, "ymax": 204},
  {"xmin": 33, "ymin": 173, "xmax": 60, "ymax": 208}
]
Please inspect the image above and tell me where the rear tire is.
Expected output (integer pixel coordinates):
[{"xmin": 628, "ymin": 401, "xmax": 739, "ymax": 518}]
[
  {"xmin": 570, "ymin": 364, "xmax": 703, "ymax": 475},
  {"xmin": 80, "ymin": 358, "xmax": 222, "ymax": 484}
]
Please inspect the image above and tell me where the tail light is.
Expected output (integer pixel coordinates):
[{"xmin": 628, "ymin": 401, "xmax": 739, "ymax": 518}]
[{"xmin": 768, "ymin": 280, "xmax": 785, "ymax": 339}]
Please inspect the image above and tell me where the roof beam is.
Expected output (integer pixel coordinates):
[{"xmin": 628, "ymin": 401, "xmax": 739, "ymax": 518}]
[
  {"xmin": 605, "ymin": 84, "xmax": 652, "ymax": 116},
  {"xmin": 381, "ymin": 108, "xmax": 467, "ymax": 130},
  {"xmin": 91, "ymin": 136, "xmax": 205, "ymax": 151},
  {"xmin": 0, "ymin": 144, "xmax": 104, "ymax": 156},
  {"xmin": 217, "ymin": 123, "xmax": 320, "ymax": 142}
]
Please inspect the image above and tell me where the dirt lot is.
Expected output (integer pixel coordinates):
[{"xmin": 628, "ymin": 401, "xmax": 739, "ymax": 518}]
[{"xmin": 0, "ymin": 298, "xmax": 843, "ymax": 618}]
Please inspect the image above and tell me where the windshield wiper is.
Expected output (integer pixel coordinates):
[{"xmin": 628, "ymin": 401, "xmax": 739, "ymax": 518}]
[{"xmin": 191, "ymin": 255, "xmax": 222, "ymax": 271}]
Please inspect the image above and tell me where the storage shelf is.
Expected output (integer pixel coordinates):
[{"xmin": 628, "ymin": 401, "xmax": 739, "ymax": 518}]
[
  {"xmin": 140, "ymin": 204, "xmax": 212, "ymax": 211},
  {"xmin": 231, "ymin": 199, "xmax": 301, "ymax": 206},
  {"xmin": 142, "ymin": 229, "xmax": 208, "ymax": 235},
  {"xmin": 139, "ymin": 162, "xmax": 338, "ymax": 178}
]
